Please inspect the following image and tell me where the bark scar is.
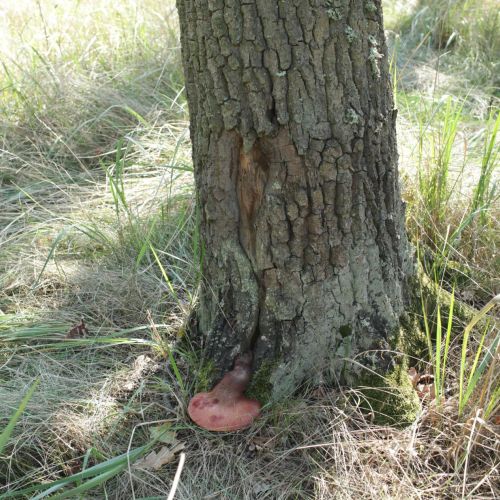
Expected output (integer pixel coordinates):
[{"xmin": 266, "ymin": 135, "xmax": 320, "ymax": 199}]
[
  {"xmin": 236, "ymin": 138, "xmax": 269, "ymax": 352},
  {"xmin": 237, "ymin": 140, "xmax": 268, "ymax": 268}
]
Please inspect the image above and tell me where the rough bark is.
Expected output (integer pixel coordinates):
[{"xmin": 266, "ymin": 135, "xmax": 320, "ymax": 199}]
[{"xmin": 177, "ymin": 0, "xmax": 413, "ymax": 398}]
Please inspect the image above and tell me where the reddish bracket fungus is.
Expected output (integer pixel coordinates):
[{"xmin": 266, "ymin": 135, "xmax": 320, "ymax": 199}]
[{"xmin": 188, "ymin": 353, "xmax": 261, "ymax": 432}]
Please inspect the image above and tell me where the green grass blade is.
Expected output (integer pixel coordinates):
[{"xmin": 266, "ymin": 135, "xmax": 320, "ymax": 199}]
[
  {"xmin": 168, "ymin": 349, "xmax": 185, "ymax": 393},
  {"xmin": 459, "ymin": 294, "xmax": 500, "ymax": 416},
  {"xmin": 472, "ymin": 111, "xmax": 499, "ymax": 220},
  {"xmin": 462, "ymin": 329, "xmax": 499, "ymax": 409},
  {"xmin": 2, "ymin": 444, "xmax": 151, "ymax": 498},
  {"xmin": 465, "ymin": 320, "xmax": 490, "ymax": 394},
  {"xmin": 484, "ymin": 385, "xmax": 500, "ymax": 420},
  {"xmin": 435, "ymin": 301, "xmax": 442, "ymax": 401},
  {"xmin": 122, "ymin": 105, "xmax": 148, "ymax": 127},
  {"xmin": 417, "ymin": 245, "xmax": 434, "ymax": 364},
  {"xmin": 0, "ymin": 378, "xmax": 40, "ymax": 456},
  {"xmin": 150, "ymin": 244, "xmax": 178, "ymax": 301},
  {"xmin": 31, "ymin": 227, "xmax": 68, "ymax": 290},
  {"xmin": 135, "ymin": 217, "xmax": 158, "ymax": 269},
  {"xmin": 33, "ymin": 466, "xmax": 121, "ymax": 500},
  {"xmin": 440, "ymin": 286, "xmax": 455, "ymax": 398}
]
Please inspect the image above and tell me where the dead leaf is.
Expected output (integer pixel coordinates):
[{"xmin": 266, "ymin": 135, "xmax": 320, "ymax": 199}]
[
  {"xmin": 252, "ymin": 436, "xmax": 275, "ymax": 450},
  {"xmin": 418, "ymin": 374, "xmax": 435, "ymax": 386},
  {"xmin": 408, "ymin": 368, "xmax": 436, "ymax": 401},
  {"xmin": 407, "ymin": 367, "xmax": 419, "ymax": 388},
  {"xmin": 416, "ymin": 373, "xmax": 435, "ymax": 401},
  {"xmin": 134, "ymin": 442, "xmax": 185, "ymax": 471},
  {"xmin": 150, "ymin": 423, "xmax": 177, "ymax": 444},
  {"xmin": 416, "ymin": 382, "xmax": 435, "ymax": 400},
  {"xmin": 65, "ymin": 318, "xmax": 89, "ymax": 339}
]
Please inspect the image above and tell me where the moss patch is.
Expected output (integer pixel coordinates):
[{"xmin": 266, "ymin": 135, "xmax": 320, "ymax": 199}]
[
  {"xmin": 357, "ymin": 360, "xmax": 420, "ymax": 426},
  {"xmin": 396, "ymin": 313, "xmax": 428, "ymax": 362},
  {"xmin": 339, "ymin": 324, "xmax": 352, "ymax": 338},
  {"xmin": 417, "ymin": 269, "xmax": 476, "ymax": 325},
  {"xmin": 246, "ymin": 360, "xmax": 277, "ymax": 405}
]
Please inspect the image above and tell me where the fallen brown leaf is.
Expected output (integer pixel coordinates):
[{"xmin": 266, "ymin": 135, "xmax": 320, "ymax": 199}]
[
  {"xmin": 416, "ymin": 382, "xmax": 435, "ymax": 400},
  {"xmin": 407, "ymin": 368, "xmax": 436, "ymax": 401},
  {"xmin": 134, "ymin": 442, "xmax": 185, "ymax": 471},
  {"xmin": 65, "ymin": 319, "xmax": 89, "ymax": 339},
  {"xmin": 407, "ymin": 367, "xmax": 419, "ymax": 388}
]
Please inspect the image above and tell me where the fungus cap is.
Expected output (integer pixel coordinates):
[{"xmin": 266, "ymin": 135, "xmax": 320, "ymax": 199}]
[
  {"xmin": 188, "ymin": 392, "xmax": 261, "ymax": 431},
  {"xmin": 187, "ymin": 353, "xmax": 261, "ymax": 432}
]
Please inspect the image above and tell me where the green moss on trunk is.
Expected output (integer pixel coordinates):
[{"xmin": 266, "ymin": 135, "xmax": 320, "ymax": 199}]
[
  {"xmin": 246, "ymin": 360, "xmax": 277, "ymax": 405},
  {"xmin": 356, "ymin": 360, "xmax": 420, "ymax": 426}
]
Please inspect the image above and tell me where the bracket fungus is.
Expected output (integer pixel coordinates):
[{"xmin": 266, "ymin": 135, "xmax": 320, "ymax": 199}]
[{"xmin": 188, "ymin": 353, "xmax": 261, "ymax": 432}]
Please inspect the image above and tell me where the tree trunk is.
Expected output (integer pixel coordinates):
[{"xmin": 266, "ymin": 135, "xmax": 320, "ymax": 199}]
[{"xmin": 177, "ymin": 0, "xmax": 413, "ymax": 398}]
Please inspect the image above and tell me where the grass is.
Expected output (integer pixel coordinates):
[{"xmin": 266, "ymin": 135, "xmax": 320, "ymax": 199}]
[
  {"xmin": 0, "ymin": 0, "xmax": 499, "ymax": 498},
  {"xmin": 0, "ymin": 379, "xmax": 40, "ymax": 456},
  {"xmin": 385, "ymin": 0, "xmax": 499, "ymax": 91},
  {"xmin": 400, "ymin": 90, "xmax": 499, "ymax": 305},
  {"xmin": 420, "ymin": 270, "xmax": 499, "ymax": 418},
  {"xmin": 457, "ymin": 295, "xmax": 500, "ymax": 419}
]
